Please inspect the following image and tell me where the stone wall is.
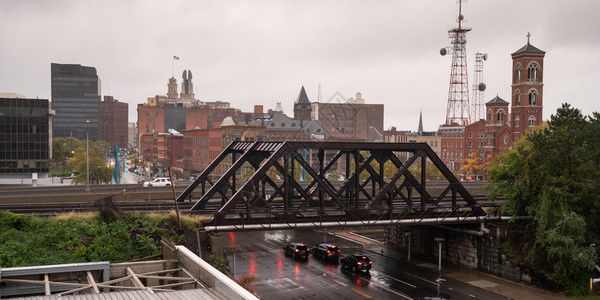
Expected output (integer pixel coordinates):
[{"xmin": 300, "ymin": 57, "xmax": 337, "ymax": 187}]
[{"xmin": 387, "ymin": 222, "xmax": 533, "ymax": 284}]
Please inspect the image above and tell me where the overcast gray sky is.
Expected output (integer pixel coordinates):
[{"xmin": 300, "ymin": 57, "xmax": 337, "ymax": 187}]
[{"xmin": 1, "ymin": 0, "xmax": 598, "ymax": 131}]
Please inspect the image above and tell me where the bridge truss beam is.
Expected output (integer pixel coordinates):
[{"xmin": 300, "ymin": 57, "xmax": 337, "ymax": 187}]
[{"xmin": 178, "ymin": 141, "xmax": 498, "ymax": 227}]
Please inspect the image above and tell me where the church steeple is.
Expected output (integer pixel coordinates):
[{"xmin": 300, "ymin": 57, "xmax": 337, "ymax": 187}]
[
  {"xmin": 511, "ymin": 33, "xmax": 545, "ymax": 141},
  {"xmin": 294, "ymin": 86, "xmax": 312, "ymax": 120},
  {"xmin": 418, "ymin": 110, "xmax": 423, "ymax": 135}
]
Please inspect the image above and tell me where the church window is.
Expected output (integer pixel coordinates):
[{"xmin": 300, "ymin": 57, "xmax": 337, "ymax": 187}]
[
  {"xmin": 514, "ymin": 63, "xmax": 522, "ymax": 83},
  {"xmin": 515, "ymin": 116, "xmax": 520, "ymax": 127},
  {"xmin": 515, "ymin": 90, "xmax": 520, "ymax": 105},
  {"xmin": 487, "ymin": 110, "xmax": 492, "ymax": 122},
  {"xmin": 504, "ymin": 136, "xmax": 509, "ymax": 145},
  {"xmin": 528, "ymin": 116, "xmax": 536, "ymax": 127},
  {"xmin": 528, "ymin": 90, "xmax": 537, "ymax": 105},
  {"xmin": 527, "ymin": 63, "xmax": 539, "ymax": 81},
  {"xmin": 497, "ymin": 109, "xmax": 505, "ymax": 124}
]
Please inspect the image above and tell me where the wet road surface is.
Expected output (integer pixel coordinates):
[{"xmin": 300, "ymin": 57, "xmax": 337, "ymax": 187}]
[{"xmin": 219, "ymin": 229, "xmax": 509, "ymax": 299}]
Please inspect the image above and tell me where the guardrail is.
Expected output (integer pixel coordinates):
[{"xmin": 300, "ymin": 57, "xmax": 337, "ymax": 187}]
[{"xmin": 175, "ymin": 246, "xmax": 259, "ymax": 300}]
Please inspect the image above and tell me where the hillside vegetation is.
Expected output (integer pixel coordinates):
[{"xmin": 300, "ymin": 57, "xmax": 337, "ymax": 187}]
[{"xmin": 0, "ymin": 209, "xmax": 207, "ymax": 268}]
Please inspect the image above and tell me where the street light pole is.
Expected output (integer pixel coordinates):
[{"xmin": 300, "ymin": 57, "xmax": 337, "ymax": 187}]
[{"xmin": 85, "ymin": 120, "xmax": 90, "ymax": 192}]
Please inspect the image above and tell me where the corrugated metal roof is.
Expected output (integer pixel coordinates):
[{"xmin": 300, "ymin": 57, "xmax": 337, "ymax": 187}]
[{"xmin": 8, "ymin": 288, "xmax": 228, "ymax": 300}]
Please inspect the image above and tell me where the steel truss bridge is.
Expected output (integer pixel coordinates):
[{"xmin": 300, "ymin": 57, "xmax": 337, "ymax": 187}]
[{"xmin": 177, "ymin": 141, "xmax": 501, "ymax": 231}]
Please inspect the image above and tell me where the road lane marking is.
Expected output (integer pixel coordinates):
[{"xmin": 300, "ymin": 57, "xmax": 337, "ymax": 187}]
[
  {"xmin": 375, "ymin": 273, "xmax": 417, "ymax": 288},
  {"xmin": 328, "ymin": 232, "xmax": 365, "ymax": 245},
  {"xmin": 352, "ymin": 288, "xmax": 373, "ymax": 298},
  {"xmin": 402, "ymin": 271, "xmax": 440, "ymax": 286},
  {"xmin": 333, "ymin": 279, "xmax": 348, "ymax": 287},
  {"xmin": 370, "ymin": 282, "xmax": 412, "ymax": 299},
  {"xmin": 348, "ymin": 232, "xmax": 381, "ymax": 243}
]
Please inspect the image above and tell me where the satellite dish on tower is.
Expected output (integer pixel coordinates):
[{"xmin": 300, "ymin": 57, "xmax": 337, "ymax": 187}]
[
  {"xmin": 483, "ymin": 53, "xmax": 488, "ymax": 61},
  {"xmin": 478, "ymin": 83, "xmax": 487, "ymax": 91},
  {"xmin": 440, "ymin": 48, "xmax": 447, "ymax": 56}
]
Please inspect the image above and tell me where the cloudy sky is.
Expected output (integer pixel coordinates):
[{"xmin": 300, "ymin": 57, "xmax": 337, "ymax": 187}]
[{"xmin": 1, "ymin": 0, "xmax": 598, "ymax": 131}]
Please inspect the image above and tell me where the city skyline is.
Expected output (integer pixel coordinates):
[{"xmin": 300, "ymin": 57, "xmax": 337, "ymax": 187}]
[{"xmin": 1, "ymin": 0, "xmax": 599, "ymax": 131}]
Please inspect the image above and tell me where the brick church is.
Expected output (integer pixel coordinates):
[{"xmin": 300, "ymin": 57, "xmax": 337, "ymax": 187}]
[{"xmin": 440, "ymin": 34, "xmax": 545, "ymax": 175}]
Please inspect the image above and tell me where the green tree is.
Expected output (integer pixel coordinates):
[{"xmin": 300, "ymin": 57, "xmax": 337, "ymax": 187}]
[
  {"xmin": 67, "ymin": 145, "xmax": 113, "ymax": 185},
  {"xmin": 488, "ymin": 103, "xmax": 599, "ymax": 295}
]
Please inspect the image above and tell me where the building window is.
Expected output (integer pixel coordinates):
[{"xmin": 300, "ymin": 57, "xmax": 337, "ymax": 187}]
[
  {"xmin": 528, "ymin": 116, "xmax": 536, "ymax": 127},
  {"xmin": 469, "ymin": 141, "xmax": 472, "ymax": 147},
  {"xmin": 515, "ymin": 90, "xmax": 520, "ymax": 105},
  {"xmin": 515, "ymin": 116, "xmax": 520, "ymax": 127},
  {"xmin": 504, "ymin": 136, "xmax": 509, "ymax": 144},
  {"xmin": 469, "ymin": 132, "xmax": 473, "ymax": 138},
  {"xmin": 514, "ymin": 63, "xmax": 522, "ymax": 83},
  {"xmin": 528, "ymin": 63, "xmax": 539, "ymax": 82},
  {"xmin": 487, "ymin": 110, "xmax": 492, "ymax": 122},
  {"xmin": 529, "ymin": 90, "xmax": 537, "ymax": 105},
  {"xmin": 497, "ymin": 109, "xmax": 505, "ymax": 124}
]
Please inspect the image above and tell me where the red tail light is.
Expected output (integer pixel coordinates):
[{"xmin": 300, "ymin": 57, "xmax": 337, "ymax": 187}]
[
  {"xmin": 369, "ymin": 261, "xmax": 372, "ymax": 264},
  {"xmin": 326, "ymin": 250, "xmax": 330, "ymax": 253},
  {"xmin": 295, "ymin": 249, "xmax": 299, "ymax": 252},
  {"xmin": 357, "ymin": 262, "xmax": 362, "ymax": 265}
]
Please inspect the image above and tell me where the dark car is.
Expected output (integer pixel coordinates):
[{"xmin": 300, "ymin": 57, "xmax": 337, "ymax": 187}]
[
  {"xmin": 340, "ymin": 254, "xmax": 372, "ymax": 272},
  {"xmin": 284, "ymin": 243, "xmax": 309, "ymax": 259},
  {"xmin": 311, "ymin": 243, "xmax": 340, "ymax": 260}
]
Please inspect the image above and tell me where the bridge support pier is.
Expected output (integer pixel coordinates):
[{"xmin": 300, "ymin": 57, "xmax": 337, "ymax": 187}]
[{"xmin": 209, "ymin": 234, "xmax": 224, "ymax": 259}]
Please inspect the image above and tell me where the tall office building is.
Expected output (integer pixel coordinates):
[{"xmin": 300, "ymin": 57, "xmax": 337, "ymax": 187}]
[
  {"xmin": 0, "ymin": 93, "xmax": 52, "ymax": 178},
  {"xmin": 51, "ymin": 63, "xmax": 101, "ymax": 141}
]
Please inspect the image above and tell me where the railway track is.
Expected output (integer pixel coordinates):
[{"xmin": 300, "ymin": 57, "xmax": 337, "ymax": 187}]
[{"xmin": 0, "ymin": 181, "xmax": 498, "ymax": 216}]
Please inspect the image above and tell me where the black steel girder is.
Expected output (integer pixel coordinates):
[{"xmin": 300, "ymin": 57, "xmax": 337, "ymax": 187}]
[{"xmin": 180, "ymin": 141, "xmax": 493, "ymax": 227}]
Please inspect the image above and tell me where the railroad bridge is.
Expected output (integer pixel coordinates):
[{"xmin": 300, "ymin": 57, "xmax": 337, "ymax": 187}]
[{"xmin": 178, "ymin": 141, "xmax": 500, "ymax": 231}]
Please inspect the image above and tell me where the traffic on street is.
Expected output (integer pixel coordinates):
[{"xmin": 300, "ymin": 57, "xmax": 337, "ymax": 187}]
[{"xmin": 218, "ymin": 229, "xmax": 509, "ymax": 299}]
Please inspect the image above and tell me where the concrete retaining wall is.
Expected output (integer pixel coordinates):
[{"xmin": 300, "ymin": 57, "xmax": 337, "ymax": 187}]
[{"xmin": 387, "ymin": 222, "xmax": 533, "ymax": 284}]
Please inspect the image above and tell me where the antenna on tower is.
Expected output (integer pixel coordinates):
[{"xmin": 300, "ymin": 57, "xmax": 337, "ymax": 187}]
[
  {"xmin": 318, "ymin": 82, "xmax": 322, "ymax": 102},
  {"xmin": 471, "ymin": 52, "xmax": 487, "ymax": 122},
  {"xmin": 440, "ymin": 0, "xmax": 471, "ymax": 126}
]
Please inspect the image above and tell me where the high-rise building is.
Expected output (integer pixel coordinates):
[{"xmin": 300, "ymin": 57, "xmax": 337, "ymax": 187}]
[
  {"xmin": 0, "ymin": 94, "xmax": 53, "ymax": 178},
  {"xmin": 99, "ymin": 96, "xmax": 128, "ymax": 148},
  {"xmin": 51, "ymin": 63, "xmax": 101, "ymax": 141}
]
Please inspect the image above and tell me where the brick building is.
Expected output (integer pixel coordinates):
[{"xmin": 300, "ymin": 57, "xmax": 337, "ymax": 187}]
[
  {"xmin": 311, "ymin": 92, "xmax": 384, "ymax": 141},
  {"xmin": 439, "ymin": 35, "xmax": 545, "ymax": 176},
  {"xmin": 99, "ymin": 96, "xmax": 128, "ymax": 148},
  {"xmin": 183, "ymin": 128, "xmax": 223, "ymax": 176}
]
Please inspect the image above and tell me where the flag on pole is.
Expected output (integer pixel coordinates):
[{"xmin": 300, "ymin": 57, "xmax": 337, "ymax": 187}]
[{"xmin": 173, "ymin": 55, "xmax": 180, "ymax": 60}]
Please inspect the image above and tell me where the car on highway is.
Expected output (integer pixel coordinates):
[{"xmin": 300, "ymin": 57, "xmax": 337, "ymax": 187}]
[
  {"xmin": 340, "ymin": 254, "xmax": 372, "ymax": 273},
  {"xmin": 311, "ymin": 243, "xmax": 340, "ymax": 261},
  {"xmin": 283, "ymin": 243, "xmax": 309, "ymax": 259},
  {"xmin": 143, "ymin": 177, "xmax": 172, "ymax": 187}
]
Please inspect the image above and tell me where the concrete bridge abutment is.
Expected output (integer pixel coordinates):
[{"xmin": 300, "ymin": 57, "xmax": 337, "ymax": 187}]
[{"xmin": 387, "ymin": 221, "xmax": 534, "ymax": 284}]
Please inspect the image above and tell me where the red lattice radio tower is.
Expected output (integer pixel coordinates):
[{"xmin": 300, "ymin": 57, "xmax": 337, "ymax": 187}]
[{"xmin": 440, "ymin": 0, "xmax": 471, "ymax": 126}]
